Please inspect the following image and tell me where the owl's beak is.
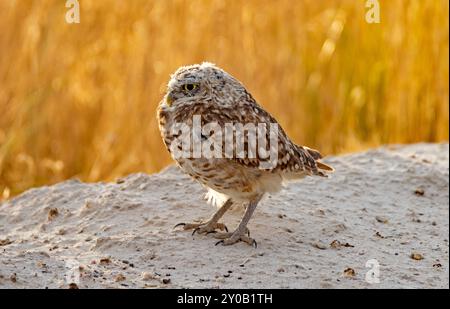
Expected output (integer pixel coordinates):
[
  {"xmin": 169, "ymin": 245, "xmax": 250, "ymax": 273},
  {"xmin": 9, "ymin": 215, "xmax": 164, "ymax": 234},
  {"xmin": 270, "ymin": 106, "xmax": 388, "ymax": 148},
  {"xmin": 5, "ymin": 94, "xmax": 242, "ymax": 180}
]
[{"xmin": 166, "ymin": 92, "xmax": 174, "ymax": 106}]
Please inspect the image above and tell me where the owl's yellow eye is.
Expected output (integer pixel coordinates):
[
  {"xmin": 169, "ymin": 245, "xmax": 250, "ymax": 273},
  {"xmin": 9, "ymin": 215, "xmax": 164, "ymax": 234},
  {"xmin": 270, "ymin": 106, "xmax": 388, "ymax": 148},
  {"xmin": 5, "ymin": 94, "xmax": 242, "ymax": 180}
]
[{"xmin": 183, "ymin": 84, "xmax": 197, "ymax": 92}]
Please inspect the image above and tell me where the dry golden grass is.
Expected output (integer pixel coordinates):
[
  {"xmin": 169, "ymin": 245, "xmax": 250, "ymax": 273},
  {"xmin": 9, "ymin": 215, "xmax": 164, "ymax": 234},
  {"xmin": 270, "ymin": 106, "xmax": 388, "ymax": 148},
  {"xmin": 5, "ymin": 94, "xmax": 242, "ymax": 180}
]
[{"xmin": 0, "ymin": 0, "xmax": 448, "ymax": 198}]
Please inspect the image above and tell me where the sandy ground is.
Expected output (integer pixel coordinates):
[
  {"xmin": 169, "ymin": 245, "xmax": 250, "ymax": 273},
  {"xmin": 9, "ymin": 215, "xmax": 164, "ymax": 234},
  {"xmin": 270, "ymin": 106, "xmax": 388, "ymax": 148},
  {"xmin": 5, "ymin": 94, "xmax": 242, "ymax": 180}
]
[{"xmin": 0, "ymin": 143, "xmax": 448, "ymax": 289}]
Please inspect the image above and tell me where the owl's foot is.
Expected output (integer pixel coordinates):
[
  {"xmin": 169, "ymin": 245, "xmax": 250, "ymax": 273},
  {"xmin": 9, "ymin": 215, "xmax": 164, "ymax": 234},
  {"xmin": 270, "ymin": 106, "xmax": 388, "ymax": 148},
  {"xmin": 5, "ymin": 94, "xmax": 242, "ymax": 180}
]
[
  {"xmin": 173, "ymin": 199, "xmax": 233, "ymax": 236},
  {"xmin": 214, "ymin": 228, "xmax": 256, "ymax": 248},
  {"xmin": 173, "ymin": 221, "xmax": 228, "ymax": 235}
]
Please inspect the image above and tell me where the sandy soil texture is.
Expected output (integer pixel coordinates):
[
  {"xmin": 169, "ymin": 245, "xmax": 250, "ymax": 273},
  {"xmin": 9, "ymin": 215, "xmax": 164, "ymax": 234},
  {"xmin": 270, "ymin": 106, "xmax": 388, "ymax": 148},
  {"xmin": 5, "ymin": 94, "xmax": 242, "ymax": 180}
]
[{"xmin": 0, "ymin": 143, "xmax": 448, "ymax": 289}]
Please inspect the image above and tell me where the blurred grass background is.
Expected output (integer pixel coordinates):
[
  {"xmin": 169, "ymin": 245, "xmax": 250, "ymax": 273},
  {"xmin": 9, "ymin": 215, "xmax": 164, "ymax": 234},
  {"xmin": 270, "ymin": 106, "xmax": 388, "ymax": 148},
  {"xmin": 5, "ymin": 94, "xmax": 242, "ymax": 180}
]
[{"xmin": 0, "ymin": 0, "xmax": 448, "ymax": 199}]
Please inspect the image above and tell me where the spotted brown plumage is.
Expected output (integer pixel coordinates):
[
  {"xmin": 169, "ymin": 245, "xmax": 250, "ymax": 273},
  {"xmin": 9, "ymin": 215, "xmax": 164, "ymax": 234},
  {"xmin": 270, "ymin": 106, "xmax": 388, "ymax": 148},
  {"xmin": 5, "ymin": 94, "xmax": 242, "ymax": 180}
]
[{"xmin": 157, "ymin": 62, "xmax": 333, "ymax": 247}]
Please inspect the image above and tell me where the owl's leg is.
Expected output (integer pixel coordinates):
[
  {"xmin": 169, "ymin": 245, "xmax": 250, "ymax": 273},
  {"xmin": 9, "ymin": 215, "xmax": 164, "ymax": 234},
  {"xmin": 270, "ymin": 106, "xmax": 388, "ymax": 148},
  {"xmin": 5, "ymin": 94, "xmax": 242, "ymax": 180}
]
[
  {"xmin": 214, "ymin": 195, "xmax": 262, "ymax": 248},
  {"xmin": 173, "ymin": 199, "xmax": 233, "ymax": 235}
]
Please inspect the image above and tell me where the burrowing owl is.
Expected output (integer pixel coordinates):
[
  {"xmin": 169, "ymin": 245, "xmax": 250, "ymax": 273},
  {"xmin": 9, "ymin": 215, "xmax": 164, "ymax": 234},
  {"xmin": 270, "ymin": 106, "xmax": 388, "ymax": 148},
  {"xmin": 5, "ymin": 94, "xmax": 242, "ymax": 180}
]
[{"xmin": 157, "ymin": 62, "xmax": 333, "ymax": 247}]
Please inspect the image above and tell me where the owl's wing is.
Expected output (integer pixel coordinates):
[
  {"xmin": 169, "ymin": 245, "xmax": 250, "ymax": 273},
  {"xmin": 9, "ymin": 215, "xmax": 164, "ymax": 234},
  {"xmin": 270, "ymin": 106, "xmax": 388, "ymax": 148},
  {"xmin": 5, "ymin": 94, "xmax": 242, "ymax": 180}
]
[{"xmin": 201, "ymin": 95, "xmax": 333, "ymax": 176}]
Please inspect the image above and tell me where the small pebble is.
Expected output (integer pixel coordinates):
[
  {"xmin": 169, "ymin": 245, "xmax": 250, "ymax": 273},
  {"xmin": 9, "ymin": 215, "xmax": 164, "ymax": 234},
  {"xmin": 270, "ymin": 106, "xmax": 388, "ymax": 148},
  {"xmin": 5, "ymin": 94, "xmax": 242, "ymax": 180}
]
[
  {"xmin": 343, "ymin": 268, "xmax": 356, "ymax": 277},
  {"xmin": 0, "ymin": 239, "xmax": 12, "ymax": 246},
  {"xmin": 142, "ymin": 272, "xmax": 158, "ymax": 281},
  {"xmin": 414, "ymin": 188, "xmax": 425, "ymax": 196},
  {"xmin": 411, "ymin": 253, "xmax": 424, "ymax": 260},
  {"xmin": 375, "ymin": 216, "xmax": 389, "ymax": 224},
  {"xmin": 115, "ymin": 274, "xmax": 126, "ymax": 282},
  {"xmin": 100, "ymin": 258, "xmax": 111, "ymax": 265},
  {"xmin": 313, "ymin": 242, "xmax": 327, "ymax": 250},
  {"xmin": 48, "ymin": 208, "xmax": 59, "ymax": 220}
]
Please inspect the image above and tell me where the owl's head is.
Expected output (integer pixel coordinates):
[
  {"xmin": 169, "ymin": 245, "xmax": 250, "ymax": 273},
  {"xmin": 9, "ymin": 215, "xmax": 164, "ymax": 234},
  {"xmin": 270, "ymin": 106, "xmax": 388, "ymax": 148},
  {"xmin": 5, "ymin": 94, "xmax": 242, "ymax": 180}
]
[{"xmin": 162, "ymin": 62, "xmax": 244, "ymax": 108}]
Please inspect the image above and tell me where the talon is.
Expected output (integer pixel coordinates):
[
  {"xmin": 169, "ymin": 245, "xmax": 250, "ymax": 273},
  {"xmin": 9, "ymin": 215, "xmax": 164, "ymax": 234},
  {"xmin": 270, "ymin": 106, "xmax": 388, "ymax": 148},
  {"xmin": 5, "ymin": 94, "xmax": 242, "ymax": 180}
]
[
  {"xmin": 224, "ymin": 225, "xmax": 229, "ymax": 232},
  {"xmin": 173, "ymin": 223, "xmax": 186, "ymax": 230},
  {"xmin": 192, "ymin": 228, "xmax": 200, "ymax": 236},
  {"xmin": 215, "ymin": 240, "xmax": 224, "ymax": 246},
  {"xmin": 206, "ymin": 231, "xmax": 217, "ymax": 235},
  {"xmin": 252, "ymin": 239, "xmax": 257, "ymax": 248}
]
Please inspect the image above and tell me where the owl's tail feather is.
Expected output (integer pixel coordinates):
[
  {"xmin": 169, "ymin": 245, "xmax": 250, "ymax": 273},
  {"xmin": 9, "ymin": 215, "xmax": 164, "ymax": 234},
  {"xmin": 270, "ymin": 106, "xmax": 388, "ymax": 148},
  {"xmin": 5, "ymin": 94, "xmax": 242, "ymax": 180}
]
[
  {"xmin": 303, "ymin": 146, "xmax": 323, "ymax": 160},
  {"xmin": 302, "ymin": 146, "xmax": 334, "ymax": 173},
  {"xmin": 316, "ymin": 161, "xmax": 334, "ymax": 172}
]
